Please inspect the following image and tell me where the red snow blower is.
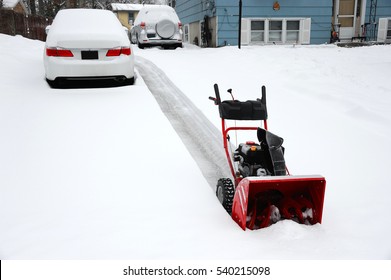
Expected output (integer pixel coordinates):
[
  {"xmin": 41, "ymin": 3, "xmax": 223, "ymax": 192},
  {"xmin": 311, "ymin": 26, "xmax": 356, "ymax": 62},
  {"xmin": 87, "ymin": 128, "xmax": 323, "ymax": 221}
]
[{"xmin": 209, "ymin": 84, "xmax": 326, "ymax": 230}]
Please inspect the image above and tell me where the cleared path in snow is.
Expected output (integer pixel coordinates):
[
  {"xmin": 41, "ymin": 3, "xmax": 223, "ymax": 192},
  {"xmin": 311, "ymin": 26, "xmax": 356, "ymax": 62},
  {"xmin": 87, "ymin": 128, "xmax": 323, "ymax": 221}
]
[{"xmin": 135, "ymin": 56, "xmax": 231, "ymax": 189}]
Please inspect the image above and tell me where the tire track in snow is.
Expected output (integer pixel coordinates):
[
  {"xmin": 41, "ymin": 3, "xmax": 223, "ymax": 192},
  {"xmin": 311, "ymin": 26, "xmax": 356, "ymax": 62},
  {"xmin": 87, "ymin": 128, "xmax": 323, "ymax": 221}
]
[{"xmin": 135, "ymin": 56, "xmax": 231, "ymax": 189}]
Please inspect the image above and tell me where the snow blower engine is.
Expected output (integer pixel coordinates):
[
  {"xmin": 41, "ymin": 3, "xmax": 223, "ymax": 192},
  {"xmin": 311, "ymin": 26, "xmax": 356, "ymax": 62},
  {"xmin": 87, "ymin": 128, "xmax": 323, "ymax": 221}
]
[{"xmin": 209, "ymin": 84, "xmax": 326, "ymax": 230}]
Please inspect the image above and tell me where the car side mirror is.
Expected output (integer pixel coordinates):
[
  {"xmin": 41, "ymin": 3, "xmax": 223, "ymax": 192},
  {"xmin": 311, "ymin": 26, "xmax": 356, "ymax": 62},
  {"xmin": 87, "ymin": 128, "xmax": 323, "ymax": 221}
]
[{"xmin": 45, "ymin": 25, "xmax": 51, "ymax": 35}]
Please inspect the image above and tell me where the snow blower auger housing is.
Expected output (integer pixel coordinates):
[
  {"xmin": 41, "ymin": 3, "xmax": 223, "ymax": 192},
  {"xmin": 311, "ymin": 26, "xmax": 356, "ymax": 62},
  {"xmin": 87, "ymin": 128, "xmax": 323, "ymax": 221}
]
[{"xmin": 209, "ymin": 84, "xmax": 326, "ymax": 230}]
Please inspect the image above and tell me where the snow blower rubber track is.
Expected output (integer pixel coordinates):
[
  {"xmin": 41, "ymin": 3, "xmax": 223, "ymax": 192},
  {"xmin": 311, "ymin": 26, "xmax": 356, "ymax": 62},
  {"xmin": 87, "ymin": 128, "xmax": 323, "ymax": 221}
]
[{"xmin": 209, "ymin": 84, "xmax": 326, "ymax": 230}]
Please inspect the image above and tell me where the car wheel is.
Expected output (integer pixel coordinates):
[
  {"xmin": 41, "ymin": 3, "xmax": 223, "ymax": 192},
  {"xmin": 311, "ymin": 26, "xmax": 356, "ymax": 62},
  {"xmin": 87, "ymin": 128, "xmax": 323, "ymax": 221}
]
[
  {"xmin": 173, "ymin": 43, "xmax": 183, "ymax": 49},
  {"xmin": 136, "ymin": 34, "xmax": 145, "ymax": 49},
  {"xmin": 125, "ymin": 77, "xmax": 135, "ymax": 85},
  {"xmin": 130, "ymin": 33, "xmax": 136, "ymax": 44},
  {"xmin": 46, "ymin": 78, "xmax": 59, "ymax": 88},
  {"xmin": 138, "ymin": 42, "xmax": 145, "ymax": 49}
]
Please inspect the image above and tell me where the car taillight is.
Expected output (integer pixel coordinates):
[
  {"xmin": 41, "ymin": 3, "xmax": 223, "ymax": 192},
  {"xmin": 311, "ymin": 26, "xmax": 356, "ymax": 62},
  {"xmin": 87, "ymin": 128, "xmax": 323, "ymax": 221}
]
[
  {"xmin": 46, "ymin": 48, "xmax": 73, "ymax": 57},
  {"xmin": 140, "ymin": 22, "xmax": 146, "ymax": 29},
  {"xmin": 178, "ymin": 22, "xmax": 182, "ymax": 29},
  {"xmin": 120, "ymin": 47, "xmax": 131, "ymax": 55},
  {"xmin": 106, "ymin": 47, "xmax": 131, "ymax": 56}
]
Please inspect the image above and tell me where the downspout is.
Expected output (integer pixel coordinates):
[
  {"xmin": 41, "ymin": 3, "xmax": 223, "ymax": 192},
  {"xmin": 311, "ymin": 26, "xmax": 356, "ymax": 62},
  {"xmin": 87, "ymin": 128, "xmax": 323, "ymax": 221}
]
[{"xmin": 334, "ymin": 0, "xmax": 340, "ymax": 26}]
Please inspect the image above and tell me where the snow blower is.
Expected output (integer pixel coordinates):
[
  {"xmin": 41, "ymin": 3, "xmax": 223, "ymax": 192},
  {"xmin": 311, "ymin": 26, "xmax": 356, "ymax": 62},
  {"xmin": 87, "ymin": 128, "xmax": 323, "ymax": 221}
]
[{"xmin": 209, "ymin": 84, "xmax": 326, "ymax": 230}]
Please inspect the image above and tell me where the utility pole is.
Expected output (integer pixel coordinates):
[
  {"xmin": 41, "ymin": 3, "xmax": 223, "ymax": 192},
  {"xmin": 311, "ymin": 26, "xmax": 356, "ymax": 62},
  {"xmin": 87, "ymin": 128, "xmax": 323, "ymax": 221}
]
[{"xmin": 238, "ymin": 0, "xmax": 242, "ymax": 49}]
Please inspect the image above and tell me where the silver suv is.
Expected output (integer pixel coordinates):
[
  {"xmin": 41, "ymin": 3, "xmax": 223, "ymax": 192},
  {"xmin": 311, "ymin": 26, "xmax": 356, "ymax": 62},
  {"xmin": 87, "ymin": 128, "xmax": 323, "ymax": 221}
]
[{"xmin": 130, "ymin": 5, "xmax": 183, "ymax": 49}]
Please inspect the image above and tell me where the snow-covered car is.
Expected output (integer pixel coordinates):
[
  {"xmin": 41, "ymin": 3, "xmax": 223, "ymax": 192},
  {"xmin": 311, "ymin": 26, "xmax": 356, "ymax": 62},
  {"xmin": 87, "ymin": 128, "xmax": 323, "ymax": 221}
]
[
  {"xmin": 130, "ymin": 5, "xmax": 183, "ymax": 49},
  {"xmin": 44, "ymin": 9, "xmax": 135, "ymax": 87}
]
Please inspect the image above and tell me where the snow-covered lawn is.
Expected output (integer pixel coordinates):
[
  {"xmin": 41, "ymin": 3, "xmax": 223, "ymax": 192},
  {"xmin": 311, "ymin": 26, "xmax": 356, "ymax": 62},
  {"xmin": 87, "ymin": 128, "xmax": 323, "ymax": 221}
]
[{"xmin": 0, "ymin": 34, "xmax": 390, "ymax": 259}]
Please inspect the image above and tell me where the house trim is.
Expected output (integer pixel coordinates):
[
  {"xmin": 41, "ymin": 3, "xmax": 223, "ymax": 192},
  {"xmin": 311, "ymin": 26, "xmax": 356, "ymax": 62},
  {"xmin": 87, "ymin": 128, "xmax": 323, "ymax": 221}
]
[{"xmin": 377, "ymin": 17, "xmax": 391, "ymax": 42}]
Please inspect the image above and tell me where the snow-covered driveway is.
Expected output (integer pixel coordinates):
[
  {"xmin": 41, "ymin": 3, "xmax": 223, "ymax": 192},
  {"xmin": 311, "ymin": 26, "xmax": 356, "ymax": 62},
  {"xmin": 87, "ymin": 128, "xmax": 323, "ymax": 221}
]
[
  {"xmin": 1, "ymin": 34, "xmax": 391, "ymax": 260},
  {"xmin": 0, "ymin": 35, "xmax": 228, "ymax": 259},
  {"xmin": 135, "ymin": 56, "xmax": 230, "ymax": 187}
]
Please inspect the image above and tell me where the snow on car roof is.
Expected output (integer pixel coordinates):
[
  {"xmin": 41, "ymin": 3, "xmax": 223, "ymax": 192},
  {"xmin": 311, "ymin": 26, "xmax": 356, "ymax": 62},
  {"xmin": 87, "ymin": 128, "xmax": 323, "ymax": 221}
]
[
  {"xmin": 111, "ymin": 3, "xmax": 151, "ymax": 11},
  {"xmin": 49, "ymin": 9, "xmax": 124, "ymax": 34},
  {"xmin": 134, "ymin": 5, "xmax": 179, "ymax": 25},
  {"xmin": 46, "ymin": 9, "xmax": 129, "ymax": 47}
]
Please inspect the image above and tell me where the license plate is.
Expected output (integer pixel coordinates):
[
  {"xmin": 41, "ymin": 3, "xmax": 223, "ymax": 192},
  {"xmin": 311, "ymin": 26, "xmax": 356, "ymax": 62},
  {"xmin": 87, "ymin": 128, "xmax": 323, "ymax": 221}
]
[{"xmin": 81, "ymin": 50, "xmax": 98, "ymax": 60}]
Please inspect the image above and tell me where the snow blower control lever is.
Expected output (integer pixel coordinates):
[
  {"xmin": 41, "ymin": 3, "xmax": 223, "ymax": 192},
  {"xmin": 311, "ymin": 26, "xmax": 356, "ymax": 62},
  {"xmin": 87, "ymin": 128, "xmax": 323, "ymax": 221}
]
[{"xmin": 210, "ymin": 83, "xmax": 326, "ymax": 230}]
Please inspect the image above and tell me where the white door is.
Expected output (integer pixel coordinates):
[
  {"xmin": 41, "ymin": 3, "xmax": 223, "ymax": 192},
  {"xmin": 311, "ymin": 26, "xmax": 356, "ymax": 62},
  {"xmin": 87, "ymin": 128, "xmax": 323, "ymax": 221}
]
[{"xmin": 336, "ymin": 0, "xmax": 358, "ymax": 40}]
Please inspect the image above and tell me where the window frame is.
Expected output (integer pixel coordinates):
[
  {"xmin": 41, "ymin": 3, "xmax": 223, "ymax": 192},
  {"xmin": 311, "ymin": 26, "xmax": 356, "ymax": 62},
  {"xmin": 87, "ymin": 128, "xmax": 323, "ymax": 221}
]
[
  {"xmin": 269, "ymin": 20, "xmax": 283, "ymax": 43},
  {"xmin": 250, "ymin": 20, "xmax": 265, "ymax": 43},
  {"xmin": 249, "ymin": 18, "xmax": 306, "ymax": 44},
  {"xmin": 286, "ymin": 20, "xmax": 300, "ymax": 43}
]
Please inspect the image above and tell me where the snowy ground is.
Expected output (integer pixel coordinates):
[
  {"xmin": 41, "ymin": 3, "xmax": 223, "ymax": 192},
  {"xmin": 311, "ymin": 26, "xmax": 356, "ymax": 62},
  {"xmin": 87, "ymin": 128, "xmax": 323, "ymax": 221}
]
[{"xmin": 1, "ymin": 34, "xmax": 391, "ymax": 260}]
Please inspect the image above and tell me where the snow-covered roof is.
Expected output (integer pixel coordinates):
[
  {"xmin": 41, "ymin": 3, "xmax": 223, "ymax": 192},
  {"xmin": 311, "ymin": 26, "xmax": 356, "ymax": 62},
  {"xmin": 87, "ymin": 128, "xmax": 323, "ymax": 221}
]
[
  {"xmin": 3, "ymin": 0, "xmax": 28, "ymax": 14},
  {"xmin": 111, "ymin": 3, "xmax": 153, "ymax": 12},
  {"xmin": 3, "ymin": 0, "xmax": 21, "ymax": 8}
]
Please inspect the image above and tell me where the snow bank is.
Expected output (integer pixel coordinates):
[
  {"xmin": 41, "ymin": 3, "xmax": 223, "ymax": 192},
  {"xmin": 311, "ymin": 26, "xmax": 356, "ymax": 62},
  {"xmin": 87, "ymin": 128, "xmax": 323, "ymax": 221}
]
[
  {"xmin": 1, "ymin": 34, "xmax": 391, "ymax": 259},
  {"xmin": 135, "ymin": 42, "xmax": 391, "ymax": 259}
]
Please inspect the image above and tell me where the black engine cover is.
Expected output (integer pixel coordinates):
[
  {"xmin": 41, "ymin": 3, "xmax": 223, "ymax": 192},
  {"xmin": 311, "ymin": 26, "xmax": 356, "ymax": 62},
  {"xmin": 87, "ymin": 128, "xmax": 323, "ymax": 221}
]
[{"xmin": 237, "ymin": 143, "xmax": 266, "ymax": 165}]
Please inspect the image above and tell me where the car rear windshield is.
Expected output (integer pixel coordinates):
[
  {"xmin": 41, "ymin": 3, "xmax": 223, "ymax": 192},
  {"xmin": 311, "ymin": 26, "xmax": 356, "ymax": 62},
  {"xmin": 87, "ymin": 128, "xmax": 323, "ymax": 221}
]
[{"xmin": 138, "ymin": 8, "xmax": 179, "ymax": 23}]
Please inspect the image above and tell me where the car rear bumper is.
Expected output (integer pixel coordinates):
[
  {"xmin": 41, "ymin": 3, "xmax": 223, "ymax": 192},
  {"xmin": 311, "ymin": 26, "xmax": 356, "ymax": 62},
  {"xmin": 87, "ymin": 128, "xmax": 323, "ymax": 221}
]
[
  {"xmin": 138, "ymin": 30, "xmax": 182, "ymax": 47},
  {"xmin": 44, "ymin": 55, "xmax": 134, "ymax": 81},
  {"xmin": 140, "ymin": 39, "xmax": 183, "ymax": 47}
]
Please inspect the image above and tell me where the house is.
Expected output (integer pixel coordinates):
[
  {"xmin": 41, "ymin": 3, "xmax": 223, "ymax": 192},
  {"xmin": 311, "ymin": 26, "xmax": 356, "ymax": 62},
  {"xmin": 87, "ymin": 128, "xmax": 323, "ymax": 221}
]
[
  {"xmin": 2, "ymin": 0, "xmax": 28, "ymax": 14},
  {"xmin": 111, "ymin": 3, "xmax": 152, "ymax": 30},
  {"xmin": 175, "ymin": 0, "xmax": 332, "ymax": 47},
  {"xmin": 174, "ymin": 0, "xmax": 391, "ymax": 47}
]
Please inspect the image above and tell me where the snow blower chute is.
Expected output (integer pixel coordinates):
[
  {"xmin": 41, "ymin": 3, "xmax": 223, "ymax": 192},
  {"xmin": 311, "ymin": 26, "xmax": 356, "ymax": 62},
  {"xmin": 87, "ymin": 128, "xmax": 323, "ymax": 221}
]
[{"xmin": 209, "ymin": 84, "xmax": 326, "ymax": 230}]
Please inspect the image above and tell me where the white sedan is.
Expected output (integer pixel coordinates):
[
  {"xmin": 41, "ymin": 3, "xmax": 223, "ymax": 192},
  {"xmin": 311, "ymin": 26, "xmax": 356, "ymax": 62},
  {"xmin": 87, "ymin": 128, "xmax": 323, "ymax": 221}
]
[{"xmin": 44, "ymin": 9, "xmax": 135, "ymax": 88}]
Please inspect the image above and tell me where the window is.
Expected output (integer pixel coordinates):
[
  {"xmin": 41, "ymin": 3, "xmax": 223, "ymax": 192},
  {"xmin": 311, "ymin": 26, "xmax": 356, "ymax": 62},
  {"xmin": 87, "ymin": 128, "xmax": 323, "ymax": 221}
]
[
  {"xmin": 244, "ymin": 18, "xmax": 311, "ymax": 45},
  {"xmin": 286, "ymin": 20, "xmax": 300, "ymax": 43},
  {"xmin": 269, "ymin": 20, "xmax": 282, "ymax": 42},
  {"xmin": 128, "ymin": 12, "xmax": 135, "ymax": 25},
  {"xmin": 251, "ymin": 20, "xmax": 264, "ymax": 42}
]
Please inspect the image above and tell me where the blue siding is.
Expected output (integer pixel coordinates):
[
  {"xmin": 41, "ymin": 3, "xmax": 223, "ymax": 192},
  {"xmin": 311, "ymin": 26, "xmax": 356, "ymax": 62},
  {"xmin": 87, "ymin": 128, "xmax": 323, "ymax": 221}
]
[
  {"xmin": 215, "ymin": 0, "xmax": 332, "ymax": 46},
  {"xmin": 373, "ymin": 0, "xmax": 391, "ymax": 16},
  {"xmin": 176, "ymin": 0, "xmax": 333, "ymax": 46},
  {"xmin": 175, "ymin": 0, "xmax": 206, "ymax": 23},
  {"xmin": 365, "ymin": 0, "xmax": 391, "ymax": 19},
  {"xmin": 364, "ymin": 0, "xmax": 391, "ymax": 40}
]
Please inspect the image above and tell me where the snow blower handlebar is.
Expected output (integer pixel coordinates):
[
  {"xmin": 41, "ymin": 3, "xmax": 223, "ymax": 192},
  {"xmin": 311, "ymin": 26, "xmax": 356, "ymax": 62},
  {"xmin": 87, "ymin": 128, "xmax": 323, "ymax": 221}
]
[
  {"xmin": 210, "ymin": 84, "xmax": 264, "ymax": 104},
  {"xmin": 208, "ymin": 83, "xmax": 222, "ymax": 105},
  {"xmin": 210, "ymin": 83, "xmax": 269, "ymax": 183},
  {"xmin": 210, "ymin": 83, "xmax": 268, "ymax": 127}
]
